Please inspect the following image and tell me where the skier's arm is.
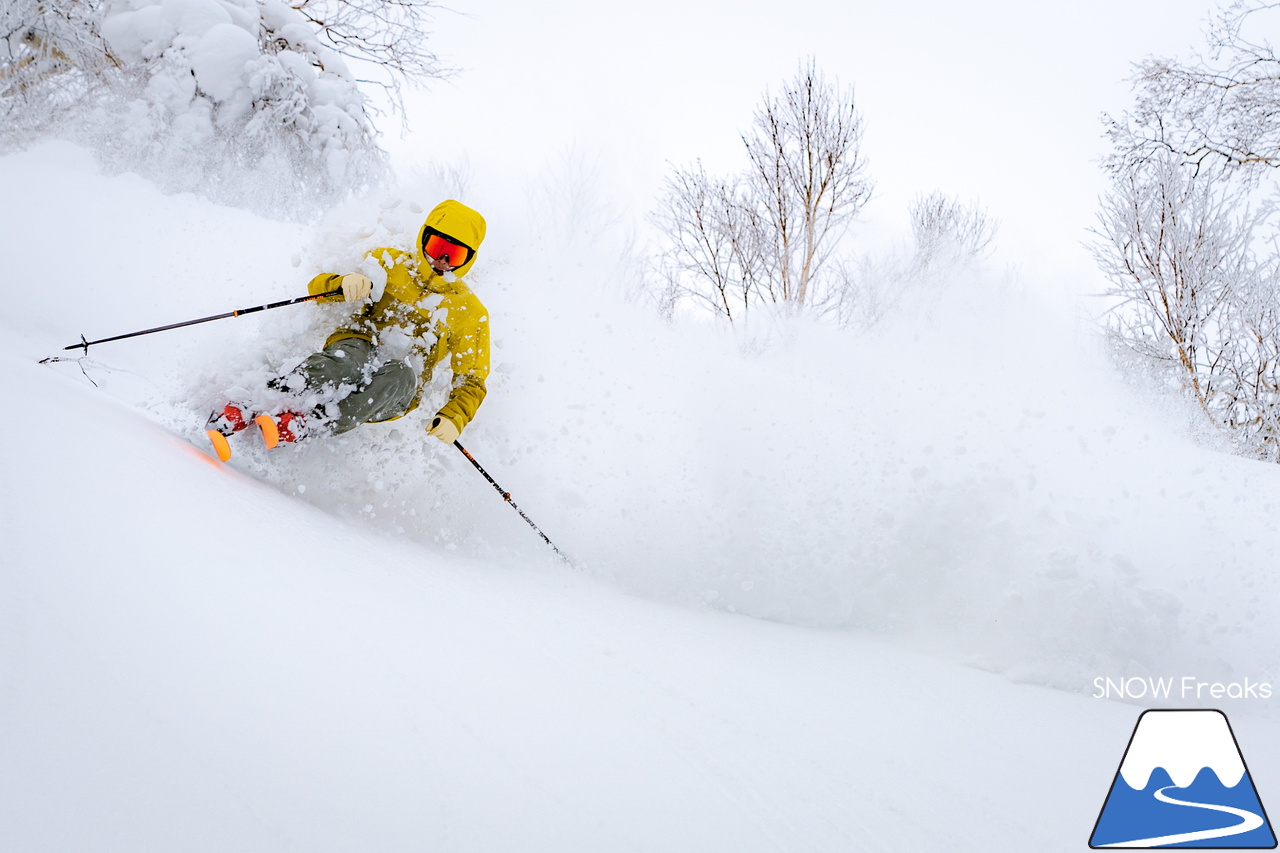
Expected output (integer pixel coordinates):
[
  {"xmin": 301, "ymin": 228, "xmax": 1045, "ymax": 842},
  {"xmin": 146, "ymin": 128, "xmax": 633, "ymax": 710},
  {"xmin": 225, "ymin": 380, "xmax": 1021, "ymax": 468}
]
[
  {"xmin": 307, "ymin": 273, "xmax": 371, "ymax": 303},
  {"xmin": 436, "ymin": 373, "xmax": 487, "ymax": 434},
  {"xmin": 433, "ymin": 303, "xmax": 490, "ymax": 434},
  {"xmin": 308, "ymin": 273, "xmax": 344, "ymax": 302}
]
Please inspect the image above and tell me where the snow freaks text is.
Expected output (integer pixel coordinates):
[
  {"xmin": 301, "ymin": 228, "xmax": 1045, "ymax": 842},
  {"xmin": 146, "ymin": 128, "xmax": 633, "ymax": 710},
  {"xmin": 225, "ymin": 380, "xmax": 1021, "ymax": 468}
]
[{"xmin": 1092, "ymin": 677, "xmax": 1274, "ymax": 701}]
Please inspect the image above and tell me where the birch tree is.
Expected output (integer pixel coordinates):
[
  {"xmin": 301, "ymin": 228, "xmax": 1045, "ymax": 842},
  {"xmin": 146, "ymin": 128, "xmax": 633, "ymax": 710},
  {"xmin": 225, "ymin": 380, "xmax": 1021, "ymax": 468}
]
[
  {"xmin": 1097, "ymin": 1, "xmax": 1280, "ymax": 459},
  {"xmin": 1106, "ymin": 0, "xmax": 1280, "ymax": 178},
  {"xmin": 652, "ymin": 61, "xmax": 873, "ymax": 321}
]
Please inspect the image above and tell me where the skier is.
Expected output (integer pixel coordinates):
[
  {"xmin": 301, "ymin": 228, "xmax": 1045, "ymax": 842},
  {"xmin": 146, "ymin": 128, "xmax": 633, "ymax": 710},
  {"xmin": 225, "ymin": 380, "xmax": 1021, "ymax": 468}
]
[{"xmin": 206, "ymin": 199, "xmax": 490, "ymax": 461}]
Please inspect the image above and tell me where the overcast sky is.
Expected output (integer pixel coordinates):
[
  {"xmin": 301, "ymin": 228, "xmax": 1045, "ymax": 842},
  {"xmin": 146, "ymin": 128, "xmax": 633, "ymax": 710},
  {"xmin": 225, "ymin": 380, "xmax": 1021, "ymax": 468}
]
[{"xmin": 378, "ymin": 0, "xmax": 1228, "ymax": 291}]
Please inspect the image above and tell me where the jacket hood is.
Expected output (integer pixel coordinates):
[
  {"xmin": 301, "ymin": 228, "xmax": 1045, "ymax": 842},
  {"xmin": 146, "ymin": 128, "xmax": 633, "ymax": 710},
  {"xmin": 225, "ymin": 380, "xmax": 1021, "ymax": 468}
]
[{"xmin": 418, "ymin": 199, "xmax": 487, "ymax": 278}]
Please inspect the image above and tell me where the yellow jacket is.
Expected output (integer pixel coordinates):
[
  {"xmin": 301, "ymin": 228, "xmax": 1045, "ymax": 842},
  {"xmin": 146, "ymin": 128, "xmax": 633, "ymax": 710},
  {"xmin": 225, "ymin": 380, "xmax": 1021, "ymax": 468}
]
[{"xmin": 307, "ymin": 200, "xmax": 490, "ymax": 432}]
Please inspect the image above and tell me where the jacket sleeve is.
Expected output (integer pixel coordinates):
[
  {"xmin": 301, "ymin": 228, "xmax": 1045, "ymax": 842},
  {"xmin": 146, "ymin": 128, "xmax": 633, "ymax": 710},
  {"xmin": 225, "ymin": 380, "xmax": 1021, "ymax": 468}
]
[
  {"xmin": 307, "ymin": 273, "xmax": 345, "ymax": 303},
  {"xmin": 434, "ymin": 298, "xmax": 490, "ymax": 432}
]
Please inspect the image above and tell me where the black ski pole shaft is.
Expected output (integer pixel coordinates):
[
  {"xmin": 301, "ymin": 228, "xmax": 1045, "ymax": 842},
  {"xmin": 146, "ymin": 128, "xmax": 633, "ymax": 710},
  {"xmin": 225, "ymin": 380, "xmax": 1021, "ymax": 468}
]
[
  {"xmin": 451, "ymin": 440, "xmax": 570, "ymax": 562},
  {"xmin": 60, "ymin": 289, "xmax": 344, "ymax": 354}
]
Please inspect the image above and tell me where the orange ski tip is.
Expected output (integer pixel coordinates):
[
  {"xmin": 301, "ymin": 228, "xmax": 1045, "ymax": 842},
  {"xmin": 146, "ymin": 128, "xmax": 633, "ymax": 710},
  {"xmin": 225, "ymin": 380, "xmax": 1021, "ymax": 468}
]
[
  {"xmin": 254, "ymin": 414, "xmax": 280, "ymax": 449},
  {"xmin": 206, "ymin": 429, "xmax": 232, "ymax": 462}
]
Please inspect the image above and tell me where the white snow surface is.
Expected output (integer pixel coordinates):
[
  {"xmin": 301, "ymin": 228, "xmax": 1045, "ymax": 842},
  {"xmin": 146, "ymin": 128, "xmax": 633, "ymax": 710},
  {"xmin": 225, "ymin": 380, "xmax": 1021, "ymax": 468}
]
[{"xmin": 3, "ymin": 141, "xmax": 1280, "ymax": 850}]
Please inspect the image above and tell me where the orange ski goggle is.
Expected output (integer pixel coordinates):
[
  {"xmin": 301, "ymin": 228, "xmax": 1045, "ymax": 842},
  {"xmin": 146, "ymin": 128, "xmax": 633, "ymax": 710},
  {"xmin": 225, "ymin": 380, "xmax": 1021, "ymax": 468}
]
[{"xmin": 422, "ymin": 229, "xmax": 474, "ymax": 269}]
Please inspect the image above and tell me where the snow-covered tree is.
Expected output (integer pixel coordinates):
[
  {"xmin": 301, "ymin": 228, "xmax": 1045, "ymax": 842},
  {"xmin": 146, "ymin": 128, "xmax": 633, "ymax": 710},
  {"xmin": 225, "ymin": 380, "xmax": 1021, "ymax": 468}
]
[
  {"xmin": 908, "ymin": 191, "xmax": 996, "ymax": 271},
  {"xmin": 1097, "ymin": 2, "xmax": 1280, "ymax": 459},
  {"xmin": 1106, "ymin": 0, "xmax": 1280, "ymax": 179},
  {"xmin": 0, "ymin": 1, "xmax": 109, "ymax": 129},
  {"xmin": 651, "ymin": 61, "xmax": 873, "ymax": 322},
  {"xmin": 815, "ymin": 191, "xmax": 996, "ymax": 332},
  {"xmin": 1, "ymin": 0, "xmax": 448, "ymax": 212},
  {"xmin": 1095, "ymin": 155, "xmax": 1252, "ymax": 410},
  {"xmin": 651, "ymin": 164, "xmax": 768, "ymax": 321}
]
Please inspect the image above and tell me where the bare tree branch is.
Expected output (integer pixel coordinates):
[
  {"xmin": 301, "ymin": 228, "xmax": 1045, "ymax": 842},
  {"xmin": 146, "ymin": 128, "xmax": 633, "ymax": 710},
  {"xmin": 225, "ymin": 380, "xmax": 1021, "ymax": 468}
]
[
  {"xmin": 288, "ymin": 0, "xmax": 453, "ymax": 116},
  {"xmin": 909, "ymin": 192, "xmax": 997, "ymax": 270},
  {"xmin": 652, "ymin": 60, "xmax": 872, "ymax": 322}
]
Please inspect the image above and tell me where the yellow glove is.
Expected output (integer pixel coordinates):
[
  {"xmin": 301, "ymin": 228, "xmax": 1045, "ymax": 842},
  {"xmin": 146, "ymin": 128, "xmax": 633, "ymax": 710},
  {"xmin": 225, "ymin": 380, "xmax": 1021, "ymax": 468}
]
[
  {"xmin": 340, "ymin": 273, "xmax": 373, "ymax": 302},
  {"xmin": 428, "ymin": 415, "xmax": 460, "ymax": 443}
]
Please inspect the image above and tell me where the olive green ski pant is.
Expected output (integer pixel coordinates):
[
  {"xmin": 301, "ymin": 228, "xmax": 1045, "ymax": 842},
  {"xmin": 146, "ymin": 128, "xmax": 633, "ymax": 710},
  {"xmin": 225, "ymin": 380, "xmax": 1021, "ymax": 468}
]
[{"xmin": 290, "ymin": 337, "xmax": 417, "ymax": 435}]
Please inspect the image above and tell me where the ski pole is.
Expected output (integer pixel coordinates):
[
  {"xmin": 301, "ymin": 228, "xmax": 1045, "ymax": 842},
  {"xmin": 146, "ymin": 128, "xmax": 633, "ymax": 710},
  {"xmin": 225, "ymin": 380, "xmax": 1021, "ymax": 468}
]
[
  {"xmin": 52, "ymin": 289, "xmax": 344, "ymax": 355},
  {"xmin": 451, "ymin": 439, "xmax": 570, "ymax": 563}
]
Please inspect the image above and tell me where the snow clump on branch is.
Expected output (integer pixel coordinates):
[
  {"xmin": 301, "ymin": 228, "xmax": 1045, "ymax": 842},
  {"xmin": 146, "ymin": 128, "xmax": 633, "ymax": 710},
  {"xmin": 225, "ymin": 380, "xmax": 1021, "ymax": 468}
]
[{"xmin": 2, "ymin": 0, "xmax": 388, "ymax": 215}]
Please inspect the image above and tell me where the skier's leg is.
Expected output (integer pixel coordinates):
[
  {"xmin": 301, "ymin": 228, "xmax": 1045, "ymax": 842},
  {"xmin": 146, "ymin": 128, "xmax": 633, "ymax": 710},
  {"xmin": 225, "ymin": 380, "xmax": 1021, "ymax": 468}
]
[
  {"xmin": 256, "ymin": 337, "xmax": 378, "ymax": 443},
  {"xmin": 283, "ymin": 336, "xmax": 376, "ymax": 394},
  {"xmin": 324, "ymin": 360, "xmax": 418, "ymax": 435},
  {"xmin": 262, "ymin": 338, "xmax": 416, "ymax": 439}
]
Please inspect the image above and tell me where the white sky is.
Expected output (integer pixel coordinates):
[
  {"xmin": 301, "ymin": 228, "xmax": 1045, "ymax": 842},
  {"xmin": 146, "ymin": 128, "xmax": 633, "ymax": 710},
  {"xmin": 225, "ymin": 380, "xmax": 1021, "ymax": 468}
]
[{"xmin": 378, "ymin": 0, "xmax": 1225, "ymax": 290}]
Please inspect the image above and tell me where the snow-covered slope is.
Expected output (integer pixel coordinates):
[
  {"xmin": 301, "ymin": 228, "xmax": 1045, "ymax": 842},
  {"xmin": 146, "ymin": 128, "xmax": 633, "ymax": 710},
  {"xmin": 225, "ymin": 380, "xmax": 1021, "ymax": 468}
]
[
  {"xmin": 9, "ymin": 141, "xmax": 1280, "ymax": 689},
  {"xmin": 2, "ymin": 142, "xmax": 1279, "ymax": 850},
  {"xmin": 0, "ymin": 330, "xmax": 1165, "ymax": 851}
]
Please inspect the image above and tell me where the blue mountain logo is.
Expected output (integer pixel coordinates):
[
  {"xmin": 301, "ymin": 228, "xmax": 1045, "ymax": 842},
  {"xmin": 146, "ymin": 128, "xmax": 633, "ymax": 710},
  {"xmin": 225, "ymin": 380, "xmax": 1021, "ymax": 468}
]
[{"xmin": 1090, "ymin": 709, "xmax": 1276, "ymax": 848}]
